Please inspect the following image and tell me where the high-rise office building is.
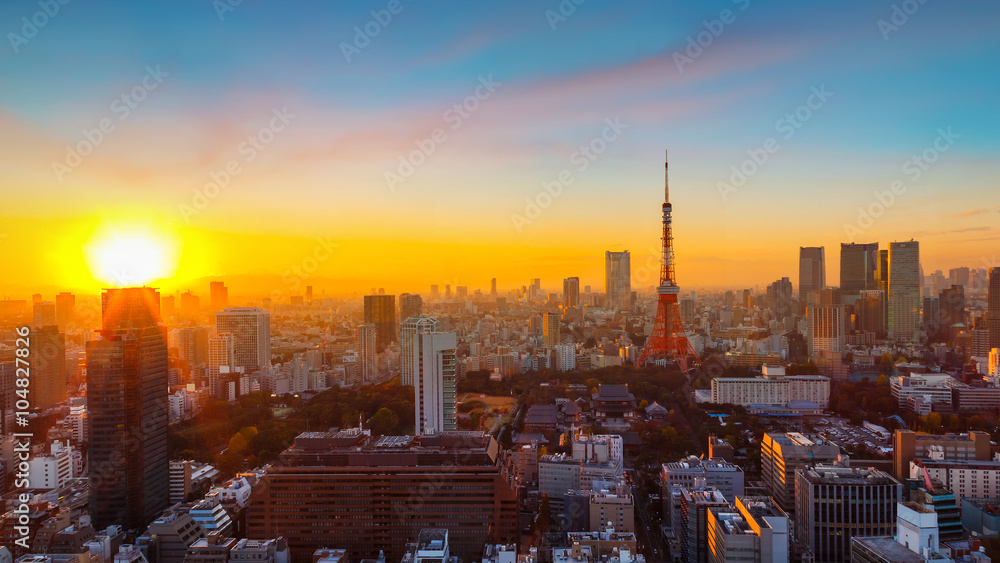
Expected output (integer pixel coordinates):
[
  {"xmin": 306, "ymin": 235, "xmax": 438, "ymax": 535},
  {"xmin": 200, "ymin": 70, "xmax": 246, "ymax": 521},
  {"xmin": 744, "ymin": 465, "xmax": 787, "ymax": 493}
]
[
  {"xmin": 208, "ymin": 333, "xmax": 235, "ymax": 399},
  {"xmin": 707, "ymin": 496, "xmax": 788, "ymax": 563},
  {"xmin": 305, "ymin": 285, "xmax": 313, "ymax": 304},
  {"xmin": 88, "ymin": 287, "xmax": 169, "ymax": 531},
  {"xmin": 400, "ymin": 316, "xmax": 440, "ymax": 387},
  {"xmin": 215, "ymin": 308, "xmax": 271, "ymax": 374},
  {"xmin": 180, "ymin": 291, "xmax": 200, "ymax": 319},
  {"xmin": 807, "ymin": 303, "xmax": 844, "ymax": 359},
  {"xmin": 937, "ymin": 285, "xmax": 966, "ymax": 342},
  {"xmin": 794, "ymin": 466, "xmax": 901, "ymax": 563},
  {"xmin": 543, "ymin": 313, "xmax": 561, "ymax": 347},
  {"xmin": 767, "ymin": 278, "xmax": 794, "ymax": 320},
  {"xmin": 605, "ymin": 251, "xmax": 631, "ymax": 312},
  {"xmin": 1, "ymin": 361, "xmax": 15, "ymax": 439},
  {"xmin": 209, "ymin": 281, "xmax": 228, "ymax": 311},
  {"xmin": 32, "ymin": 301, "xmax": 56, "ymax": 328},
  {"xmin": 356, "ymin": 323, "xmax": 377, "ymax": 384},
  {"xmin": 55, "ymin": 292, "xmax": 75, "ymax": 330},
  {"xmin": 888, "ymin": 241, "xmax": 921, "ymax": 344},
  {"xmin": 855, "ymin": 290, "xmax": 886, "ymax": 337},
  {"xmin": 840, "ymin": 242, "xmax": 878, "ymax": 293},
  {"xmin": 414, "ymin": 332, "xmax": 457, "ymax": 434},
  {"xmin": 399, "ymin": 293, "xmax": 423, "ymax": 321},
  {"xmin": 29, "ymin": 326, "xmax": 66, "ymax": 411},
  {"xmin": 490, "ymin": 278, "xmax": 497, "ymax": 297},
  {"xmin": 430, "ymin": 285, "xmax": 439, "ymax": 301},
  {"xmin": 989, "ymin": 268, "xmax": 1000, "ymax": 351},
  {"xmin": 761, "ymin": 433, "xmax": 841, "ymax": 512},
  {"xmin": 563, "ymin": 277, "xmax": 580, "ymax": 308},
  {"xmin": 172, "ymin": 326, "xmax": 210, "ymax": 366},
  {"xmin": 948, "ymin": 267, "xmax": 971, "ymax": 287},
  {"xmin": 799, "ymin": 247, "xmax": 826, "ymax": 305},
  {"xmin": 363, "ymin": 294, "xmax": 396, "ymax": 352}
]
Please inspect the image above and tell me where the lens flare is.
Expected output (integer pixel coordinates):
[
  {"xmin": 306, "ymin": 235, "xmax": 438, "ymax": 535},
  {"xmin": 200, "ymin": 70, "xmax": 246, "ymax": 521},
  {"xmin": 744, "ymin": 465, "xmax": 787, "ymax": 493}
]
[{"xmin": 84, "ymin": 225, "xmax": 180, "ymax": 287}]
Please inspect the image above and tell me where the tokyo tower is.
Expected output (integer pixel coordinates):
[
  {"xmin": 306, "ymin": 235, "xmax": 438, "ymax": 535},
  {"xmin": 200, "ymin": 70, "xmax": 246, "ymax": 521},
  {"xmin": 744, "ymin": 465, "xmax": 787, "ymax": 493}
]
[{"xmin": 635, "ymin": 150, "xmax": 698, "ymax": 373}]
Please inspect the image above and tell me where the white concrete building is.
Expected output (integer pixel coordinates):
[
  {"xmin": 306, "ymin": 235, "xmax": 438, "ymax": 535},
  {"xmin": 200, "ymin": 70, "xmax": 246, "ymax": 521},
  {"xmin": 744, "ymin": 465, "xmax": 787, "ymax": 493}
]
[
  {"xmin": 710, "ymin": 374, "xmax": 830, "ymax": 407},
  {"xmin": 414, "ymin": 332, "xmax": 458, "ymax": 434},
  {"xmin": 401, "ymin": 317, "xmax": 440, "ymax": 386},
  {"xmin": 27, "ymin": 440, "xmax": 75, "ymax": 490}
]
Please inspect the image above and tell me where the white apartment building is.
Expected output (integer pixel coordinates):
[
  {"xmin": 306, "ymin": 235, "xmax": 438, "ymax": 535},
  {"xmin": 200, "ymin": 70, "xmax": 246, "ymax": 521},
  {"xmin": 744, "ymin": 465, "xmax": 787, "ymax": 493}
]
[
  {"xmin": 913, "ymin": 457, "xmax": 1000, "ymax": 500},
  {"xmin": 710, "ymin": 374, "xmax": 830, "ymax": 407},
  {"xmin": 401, "ymin": 317, "xmax": 440, "ymax": 386},
  {"xmin": 414, "ymin": 332, "xmax": 458, "ymax": 434},
  {"xmin": 27, "ymin": 441, "xmax": 76, "ymax": 490}
]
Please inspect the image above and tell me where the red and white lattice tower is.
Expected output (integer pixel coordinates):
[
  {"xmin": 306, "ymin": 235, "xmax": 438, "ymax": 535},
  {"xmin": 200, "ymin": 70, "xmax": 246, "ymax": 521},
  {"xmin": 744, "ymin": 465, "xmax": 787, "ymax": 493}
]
[{"xmin": 635, "ymin": 150, "xmax": 698, "ymax": 373}]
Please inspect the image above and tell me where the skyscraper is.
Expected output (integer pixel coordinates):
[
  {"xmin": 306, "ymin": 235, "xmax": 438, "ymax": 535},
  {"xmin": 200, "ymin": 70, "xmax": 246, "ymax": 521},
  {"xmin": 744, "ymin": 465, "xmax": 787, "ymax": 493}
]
[
  {"xmin": 490, "ymin": 278, "xmax": 497, "ymax": 297},
  {"xmin": 363, "ymin": 294, "xmax": 396, "ymax": 352},
  {"xmin": 414, "ymin": 332, "xmax": 457, "ymax": 434},
  {"xmin": 180, "ymin": 290, "xmax": 200, "ymax": 319},
  {"xmin": 798, "ymin": 247, "xmax": 826, "ymax": 305},
  {"xmin": 215, "ymin": 307, "xmax": 271, "ymax": 373},
  {"xmin": 855, "ymin": 290, "xmax": 886, "ymax": 337},
  {"xmin": 605, "ymin": 251, "xmax": 631, "ymax": 312},
  {"xmin": 29, "ymin": 326, "xmax": 66, "ymax": 411},
  {"xmin": 543, "ymin": 312, "xmax": 561, "ymax": 347},
  {"xmin": 767, "ymin": 278, "xmax": 794, "ymax": 320},
  {"xmin": 399, "ymin": 293, "xmax": 423, "ymax": 321},
  {"xmin": 356, "ymin": 323, "xmax": 377, "ymax": 384},
  {"xmin": 208, "ymin": 333, "xmax": 235, "ymax": 399},
  {"xmin": 209, "ymin": 281, "xmax": 228, "ymax": 311},
  {"xmin": 88, "ymin": 287, "xmax": 169, "ymax": 531},
  {"xmin": 795, "ymin": 466, "xmax": 901, "ymax": 563},
  {"xmin": 989, "ymin": 268, "xmax": 1000, "ymax": 351},
  {"xmin": 563, "ymin": 277, "xmax": 580, "ymax": 308},
  {"xmin": 888, "ymin": 241, "xmax": 921, "ymax": 344},
  {"xmin": 32, "ymin": 301, "xmax": 55, "ymax": 328},
  {"xmin": 840, "ymin": 242, "xmax": 878, "ymax": 293},
  {"xmin": 400, "ymin": 316, "xmax": 439, "ymax": 387},
  {"xmin": 55, "ymin": 292, "xmax": 75, "ymax": 330}
]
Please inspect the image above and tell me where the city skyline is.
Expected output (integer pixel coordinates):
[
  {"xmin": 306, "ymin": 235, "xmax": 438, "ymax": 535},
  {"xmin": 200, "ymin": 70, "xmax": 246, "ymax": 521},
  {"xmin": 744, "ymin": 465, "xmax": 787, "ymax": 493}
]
[{"xmin": 1, "ymin": 2, "xmax": 998, "ymax": 295}]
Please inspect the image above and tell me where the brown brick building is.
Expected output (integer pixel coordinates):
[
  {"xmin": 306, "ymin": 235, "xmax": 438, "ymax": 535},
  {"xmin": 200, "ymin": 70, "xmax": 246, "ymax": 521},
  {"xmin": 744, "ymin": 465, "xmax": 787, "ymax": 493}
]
[{"xmin": 247, "ymin": 430, "xmax": 518, "ymax": 562}]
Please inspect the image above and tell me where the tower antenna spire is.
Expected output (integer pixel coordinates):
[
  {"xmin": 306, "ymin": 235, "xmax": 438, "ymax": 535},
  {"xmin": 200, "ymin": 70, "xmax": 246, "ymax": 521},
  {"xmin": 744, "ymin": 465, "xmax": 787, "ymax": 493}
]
[
  {"xmin": 665, "ymin": 149, "xmax": 669, "ymax": 204},
  {"xmin": 635, "ymin": 149, "xmax": 698, "ymax": 374}
]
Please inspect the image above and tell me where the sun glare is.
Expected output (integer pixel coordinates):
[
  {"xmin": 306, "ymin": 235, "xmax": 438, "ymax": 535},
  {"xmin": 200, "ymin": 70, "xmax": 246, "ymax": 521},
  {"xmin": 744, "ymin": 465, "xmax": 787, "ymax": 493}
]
[{"xmin": 84, "ymin": 225, "xmax": 180, "ymax": 287}]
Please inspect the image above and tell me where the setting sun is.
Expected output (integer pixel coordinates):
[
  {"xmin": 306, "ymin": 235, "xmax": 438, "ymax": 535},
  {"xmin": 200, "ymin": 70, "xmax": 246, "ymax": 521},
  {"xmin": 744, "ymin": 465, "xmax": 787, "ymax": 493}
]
[{"xmin": 84, "ymin": 225, "xmax": 180, "ymax": 287}]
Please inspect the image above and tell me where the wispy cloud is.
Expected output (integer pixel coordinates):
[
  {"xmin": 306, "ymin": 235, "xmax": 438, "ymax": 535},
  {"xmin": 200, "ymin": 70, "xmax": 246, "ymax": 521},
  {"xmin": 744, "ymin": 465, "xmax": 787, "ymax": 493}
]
[{"xmin": 955, "ymin": 205, "xmax": 1000, "ymax": 218}]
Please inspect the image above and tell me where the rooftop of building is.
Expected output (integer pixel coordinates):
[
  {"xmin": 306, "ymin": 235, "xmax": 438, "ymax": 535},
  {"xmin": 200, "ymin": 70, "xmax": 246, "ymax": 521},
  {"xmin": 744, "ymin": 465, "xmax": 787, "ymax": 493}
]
[
  {"xmin": 852, "ymin": 536, "xmax": 946, "ymax": 563},
  {"xmin": 710, "ymin": 510, "xmax": 754, "ymax": 535},
  {"xmin": 799, "ymin": 465, "xmax": 898, "ymax": 485},
  {"xmin": 662, "ymin": 456, "xmax": 743, "ymax": 472}
]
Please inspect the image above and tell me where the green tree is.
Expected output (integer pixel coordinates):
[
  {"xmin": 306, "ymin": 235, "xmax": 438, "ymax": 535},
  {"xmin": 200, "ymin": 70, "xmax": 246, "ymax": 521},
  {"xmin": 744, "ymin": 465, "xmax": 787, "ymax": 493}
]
[
  {"xmin": 370, "ymin": 407, "xmax": 399, "ymax": 435},
  {"xmin": 228, "ymin": 432, "xmax": 249, "ymax": 455}
]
